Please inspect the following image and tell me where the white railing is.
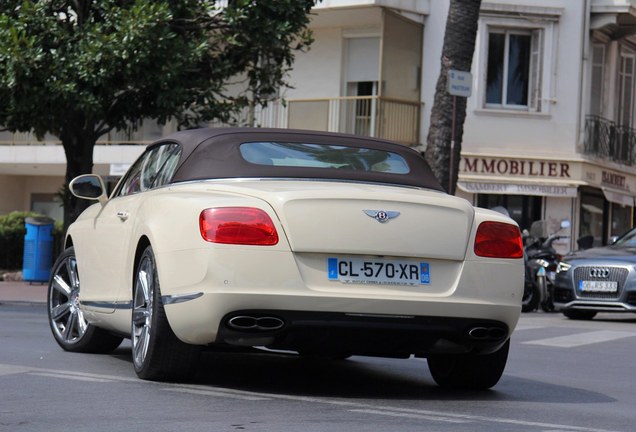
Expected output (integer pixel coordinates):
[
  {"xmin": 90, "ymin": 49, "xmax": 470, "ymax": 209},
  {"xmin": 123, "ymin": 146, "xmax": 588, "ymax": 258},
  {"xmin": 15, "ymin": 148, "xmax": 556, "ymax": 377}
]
[{"xmin": 212, "ymin": 96, "xmax": 421, "ymax": 146}]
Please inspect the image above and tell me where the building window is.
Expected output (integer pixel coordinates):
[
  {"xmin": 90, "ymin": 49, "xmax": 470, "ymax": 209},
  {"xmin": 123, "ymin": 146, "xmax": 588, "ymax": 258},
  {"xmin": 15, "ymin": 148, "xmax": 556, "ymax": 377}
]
[
  {"xmin": 346, "ymin": 81, "xmax": 378, "ymax": 136},
  {"xmin": 618, "ymin": 52, "xmax": 635, "ymax": 127},
  {"xmin": 579, "ymin": 189, "xmax": 607, "ymax": 247},
  {"xmin": 476, "ymin": 194, "xmax": 542, "ymax": 232},
  {"xmin": 590, "ymin": 44, "xmax": 606, "ymax": 116},
  {"xmin": 477, "ymin": 7, "xmax": 560, "ymax": 115},
  {"xmin": 611, "ymin": 203, "xmax": 631, "ymax": 239},
  {"xmin": 485, "ymin": 28, "xmax": 542, "ymax": 111},
  {"xmin": 345, "ymin": 36, "xmax": 380, "ymax": 137}
]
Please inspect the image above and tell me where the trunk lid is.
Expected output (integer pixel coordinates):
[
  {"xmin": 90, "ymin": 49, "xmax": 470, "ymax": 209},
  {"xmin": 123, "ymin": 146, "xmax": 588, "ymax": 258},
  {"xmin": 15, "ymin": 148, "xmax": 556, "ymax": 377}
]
[{"xmin": 213, "ymin": 181, "xmax": 474, "ymax": 260}]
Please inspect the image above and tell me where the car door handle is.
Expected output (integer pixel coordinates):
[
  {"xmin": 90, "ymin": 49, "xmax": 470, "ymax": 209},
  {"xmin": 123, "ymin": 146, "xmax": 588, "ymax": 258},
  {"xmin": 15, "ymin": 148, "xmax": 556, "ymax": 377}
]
[{"xmin": 116, "ymin": 211, "xmax": 129, "ymax": 221}]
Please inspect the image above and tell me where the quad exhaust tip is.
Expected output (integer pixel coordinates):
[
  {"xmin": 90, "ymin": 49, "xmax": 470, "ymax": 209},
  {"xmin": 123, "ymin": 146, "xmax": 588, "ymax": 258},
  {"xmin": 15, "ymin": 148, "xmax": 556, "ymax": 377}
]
[{"xmin": 228, "ymin": 315, "xmax": 285, "ymax": 331}]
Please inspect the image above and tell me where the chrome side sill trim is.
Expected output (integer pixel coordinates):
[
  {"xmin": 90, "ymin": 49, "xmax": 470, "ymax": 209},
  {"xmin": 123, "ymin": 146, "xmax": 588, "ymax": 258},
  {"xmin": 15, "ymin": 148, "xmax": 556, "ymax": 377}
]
[
  {"xmin": 81, "ymin": 301, "xmax": 132, "ymax": 310},
  {"xmin": 162, "ymin": 292, "xmax": 204, "ymax": 305}
]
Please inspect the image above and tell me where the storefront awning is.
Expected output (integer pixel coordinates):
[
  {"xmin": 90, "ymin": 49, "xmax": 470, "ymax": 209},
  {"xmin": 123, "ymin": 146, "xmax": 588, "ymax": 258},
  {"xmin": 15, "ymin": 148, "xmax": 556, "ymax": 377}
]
[
  {"xmin": 602, "ymin": 188, "xmax": 635, "ymax": 206},
  {"xmin": 456, "ymin": 181, "xmax": 578, "ymax": 197}
]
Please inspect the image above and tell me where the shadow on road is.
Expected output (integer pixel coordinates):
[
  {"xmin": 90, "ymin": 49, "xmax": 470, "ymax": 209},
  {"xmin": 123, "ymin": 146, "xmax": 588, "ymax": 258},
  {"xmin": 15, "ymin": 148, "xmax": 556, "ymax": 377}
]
[{"xmin": 109, "ymin": 346, "xmax": 615, "ymax": 404}]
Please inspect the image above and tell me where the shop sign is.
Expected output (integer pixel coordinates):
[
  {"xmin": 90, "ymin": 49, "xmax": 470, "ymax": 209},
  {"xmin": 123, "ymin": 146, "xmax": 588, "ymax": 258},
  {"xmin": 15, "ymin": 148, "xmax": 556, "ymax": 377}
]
[
  {"xmin": 457, "ymin": 182, "xmax": 577, "ymax": 197},
  {"xmin": 601, "ymin": 171, "xmax": 628, "ymax": 190},
  {"xmin": 461, "ymin": 157, "xmax": 571, "ymax": 179},
  {"xmin": 584, "ymin": 166, "xmax": 635, "ymax": 194}
]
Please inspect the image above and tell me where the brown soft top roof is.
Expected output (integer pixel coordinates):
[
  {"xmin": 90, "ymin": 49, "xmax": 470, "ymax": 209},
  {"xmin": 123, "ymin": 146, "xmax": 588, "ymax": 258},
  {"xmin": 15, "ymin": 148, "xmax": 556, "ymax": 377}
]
[{"xmin": 151, "ymin": 127, "xmax": 444, "ymax": 192}]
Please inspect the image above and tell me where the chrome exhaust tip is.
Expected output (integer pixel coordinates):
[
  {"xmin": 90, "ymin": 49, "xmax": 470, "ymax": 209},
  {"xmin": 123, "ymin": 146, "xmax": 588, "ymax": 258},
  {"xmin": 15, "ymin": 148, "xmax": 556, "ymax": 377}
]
[
  {"xmin": 468, "ymin": 326, "xmax": 506, "ymax": 340},
  {"xmin": 228, "ymin": 315, "xmax": 285, "ymax": 331}
]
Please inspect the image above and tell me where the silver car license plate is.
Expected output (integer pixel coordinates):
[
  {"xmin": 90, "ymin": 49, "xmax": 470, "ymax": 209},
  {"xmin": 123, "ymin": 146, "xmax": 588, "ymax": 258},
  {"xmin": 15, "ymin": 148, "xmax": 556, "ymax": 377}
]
[
  {"xmin": 578, "ymin": 280, "xmax": 618, "ymax": 293},
  {"xmin": 328, "ymin": 257, "xmax": 430, "ymax": 285}
]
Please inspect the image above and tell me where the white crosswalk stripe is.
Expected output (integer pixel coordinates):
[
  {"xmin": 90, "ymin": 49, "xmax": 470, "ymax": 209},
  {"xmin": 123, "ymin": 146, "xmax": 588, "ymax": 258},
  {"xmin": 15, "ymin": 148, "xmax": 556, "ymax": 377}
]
[{"xmin": 523, "ymin": 330, "xmax": 635, "ymax": 348}]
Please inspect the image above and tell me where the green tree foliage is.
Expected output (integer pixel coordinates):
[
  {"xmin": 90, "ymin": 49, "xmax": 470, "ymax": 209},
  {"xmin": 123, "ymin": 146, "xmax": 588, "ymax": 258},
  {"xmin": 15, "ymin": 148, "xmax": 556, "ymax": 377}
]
[{"xmin": 0, "ymin": 0, "xmax": 316, "ymax": 226}]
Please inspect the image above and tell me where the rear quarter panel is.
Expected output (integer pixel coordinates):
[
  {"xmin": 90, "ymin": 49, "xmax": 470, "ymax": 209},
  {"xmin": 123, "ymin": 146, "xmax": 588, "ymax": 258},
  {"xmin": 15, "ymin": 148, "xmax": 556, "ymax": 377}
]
[{"xmin": 130, "ymin": 185, "xmax": 292, "ymax": 297}]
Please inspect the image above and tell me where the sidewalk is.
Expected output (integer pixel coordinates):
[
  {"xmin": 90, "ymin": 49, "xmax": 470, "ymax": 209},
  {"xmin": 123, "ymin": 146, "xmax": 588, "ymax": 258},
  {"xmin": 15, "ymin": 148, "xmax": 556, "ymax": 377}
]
[{"xmin": 0, "ymin": 280, "xmax": 47, "ymax": 305}]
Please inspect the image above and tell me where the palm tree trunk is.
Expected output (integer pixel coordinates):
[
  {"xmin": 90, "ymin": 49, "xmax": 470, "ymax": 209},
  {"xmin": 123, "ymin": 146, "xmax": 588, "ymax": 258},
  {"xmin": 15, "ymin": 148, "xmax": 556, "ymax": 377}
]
[{"xmin": 425, "ymin": 0, "xmax": 481, "ymax": 194}]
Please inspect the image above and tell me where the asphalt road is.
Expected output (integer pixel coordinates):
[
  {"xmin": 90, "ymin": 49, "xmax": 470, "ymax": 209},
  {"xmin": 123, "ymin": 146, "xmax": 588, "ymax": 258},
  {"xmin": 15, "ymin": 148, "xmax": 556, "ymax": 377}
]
[{"xmin": 1, "ymin": 304, "xmax": 635, "ymax": 432}]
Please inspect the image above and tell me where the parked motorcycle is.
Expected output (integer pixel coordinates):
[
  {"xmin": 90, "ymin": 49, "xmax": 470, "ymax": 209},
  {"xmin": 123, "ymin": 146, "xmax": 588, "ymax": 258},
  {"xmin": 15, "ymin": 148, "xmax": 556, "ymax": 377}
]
[{"xmin": 522, "ymin": 220, "xmax": 570, "ymax": 312}]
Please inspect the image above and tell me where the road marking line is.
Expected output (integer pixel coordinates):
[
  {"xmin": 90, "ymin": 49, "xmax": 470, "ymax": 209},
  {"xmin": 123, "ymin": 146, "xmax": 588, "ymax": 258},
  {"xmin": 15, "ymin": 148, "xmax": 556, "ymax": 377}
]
[
  {"xmin": 28, "ymin": 368, "xmax": 138, "ymax": 382},
  {"xmin": 29, "ymin": 372, "xmax": 112, "ymax": 383},
  {"xmin": 0, "ymin": 364, "xmax": 31, "ymax": 376},
  {"xmin": 163, "ymin": 387, "xmax": 270, "ymax": 401},
  {"xmin": 351, "ymin": 407, "xmax": 617, "ymax": 432},
  {"xmin": 514, "ymin": 324, "xmax": 548, "ymax": 331},
  {"xmin": 349, "ymin": 409, "xmax": 469, "ymax": 423},
  {"xmin": 524, "ymin": 330, "xmax": 635, "ymax": 348}
]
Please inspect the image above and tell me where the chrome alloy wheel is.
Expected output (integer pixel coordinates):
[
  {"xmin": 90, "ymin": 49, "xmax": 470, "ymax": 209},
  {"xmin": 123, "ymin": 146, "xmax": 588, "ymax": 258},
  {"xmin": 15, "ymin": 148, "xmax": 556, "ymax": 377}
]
[
  {"xmin": 49, "ymin": 254, "xmax": 87, "ymax": 345},
  {"xmin": 132, "ymin": 253, "xmax": 155, "ymax": 370}
]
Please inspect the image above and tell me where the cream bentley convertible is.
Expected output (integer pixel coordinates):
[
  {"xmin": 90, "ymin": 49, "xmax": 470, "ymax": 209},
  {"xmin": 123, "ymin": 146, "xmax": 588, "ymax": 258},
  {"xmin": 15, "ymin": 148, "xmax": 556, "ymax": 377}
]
[{"xmin": 47, "ymin": 128, "xmax": 524, "ymax": 389}]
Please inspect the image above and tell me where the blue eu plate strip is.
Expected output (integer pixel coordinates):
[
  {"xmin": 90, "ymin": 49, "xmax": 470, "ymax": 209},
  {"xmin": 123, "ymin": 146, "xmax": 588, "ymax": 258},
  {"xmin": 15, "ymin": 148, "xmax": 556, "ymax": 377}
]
[
  {"xmin": 328, "ymin": 258, "xmax": 338, "ymax": 280},
  {"xmin": 420, "ymin": 263, "xmax": 430, "ymax": 284}
]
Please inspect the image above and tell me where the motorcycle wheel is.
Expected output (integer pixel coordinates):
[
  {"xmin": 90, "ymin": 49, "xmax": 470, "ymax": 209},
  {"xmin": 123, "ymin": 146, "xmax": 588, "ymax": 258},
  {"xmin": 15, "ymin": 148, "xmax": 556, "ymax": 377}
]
[
  {"xmin": 540, "ymin": 300, "xmax": 554, "ymax": 312},
  {"xmin": 522, "ymin": 280, "xmax": 540, "ymax": 312},
  {"xmin": 540, "ymin": 285, "xmax": 555, "ymax": 312}
]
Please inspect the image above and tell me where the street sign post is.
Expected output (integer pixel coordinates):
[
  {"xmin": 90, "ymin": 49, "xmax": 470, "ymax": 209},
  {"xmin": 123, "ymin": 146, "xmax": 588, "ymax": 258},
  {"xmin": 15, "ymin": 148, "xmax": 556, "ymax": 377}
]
[
  {"xmin": 447, "ymin": 69, "xmax": 472, "ymax": 97},
  {"xmin": 447, "ymin": 69, "xmax": 473, "ymax": 193}
]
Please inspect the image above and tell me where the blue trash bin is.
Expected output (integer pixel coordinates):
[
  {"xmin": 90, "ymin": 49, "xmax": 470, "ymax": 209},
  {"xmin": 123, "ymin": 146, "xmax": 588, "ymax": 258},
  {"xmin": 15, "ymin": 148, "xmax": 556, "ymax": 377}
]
[{"xmin": 23, "ymin": 216, "xmax": 55, "ymax": 283}]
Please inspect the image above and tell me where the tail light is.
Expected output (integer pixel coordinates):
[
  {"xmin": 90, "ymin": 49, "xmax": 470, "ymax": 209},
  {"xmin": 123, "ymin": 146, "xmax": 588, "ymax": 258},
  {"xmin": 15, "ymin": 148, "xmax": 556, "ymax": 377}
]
[
  {"xmin": 474, "ymin": 221, "xmax": 523, "ymax": 259},
  {"xmin": 199, "ymin": 207, "xmax": 279, "ymax": 245}
]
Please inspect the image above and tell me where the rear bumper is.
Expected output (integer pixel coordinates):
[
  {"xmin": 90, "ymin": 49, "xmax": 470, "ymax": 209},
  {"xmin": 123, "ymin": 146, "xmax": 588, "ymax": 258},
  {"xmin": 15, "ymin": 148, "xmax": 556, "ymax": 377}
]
[
  {"xmin": 163, "ymin": 290, "xmax": 520, "ymax": 353},
  {"xmin": 156, "ymin": 248, "xmax": 523, "ymax": 353},
  {"xmin": 217, "ymin": 309, "xmax": 510, "ymax": 357}
]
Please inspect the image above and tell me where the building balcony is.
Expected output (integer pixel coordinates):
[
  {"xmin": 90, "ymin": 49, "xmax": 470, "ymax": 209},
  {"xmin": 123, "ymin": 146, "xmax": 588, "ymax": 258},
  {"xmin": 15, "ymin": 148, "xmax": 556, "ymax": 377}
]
[
  {"xmin": 584, "ymin": 115, "xmax": 636, "ymax": 166},
  {"xmin": 234, "ymin": 96, "xmax": 422, "ymax": 147}
]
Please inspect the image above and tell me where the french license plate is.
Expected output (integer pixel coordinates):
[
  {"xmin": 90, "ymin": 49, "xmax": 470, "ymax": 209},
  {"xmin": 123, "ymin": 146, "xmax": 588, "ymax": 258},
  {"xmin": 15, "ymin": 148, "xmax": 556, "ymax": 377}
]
[
  {"xmin": 328, "ymin": 257, "xmax": 430, "ymax": 286},
  {"xmin": 578, "ymin": 280, "xmax": 618, "ymax": 293}
]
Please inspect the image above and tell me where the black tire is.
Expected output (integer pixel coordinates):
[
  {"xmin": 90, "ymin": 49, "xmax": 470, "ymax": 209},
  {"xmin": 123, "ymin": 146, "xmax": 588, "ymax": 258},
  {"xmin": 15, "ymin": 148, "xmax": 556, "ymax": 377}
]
[
  {"xmin": 562, "ymin": 309, "xmax": 597, "ymax": 320},
  {"xmin": 47, "ymin": 247, "xmax": 123, "ymax": 353},
  {"xmin": 522, "ymin": 280, "xmax": 539, "ymax": 312},
  {"xmin": 540, "ymin": 284, "xmax": 555, "ymax": 312},
  {"xmin": 540, "ymin": 299, "xmax": 555, "ymax": 312},
  {"xmin": 131, "ymin": 245, "xmax": 200, "ymax": 381},
  {"xmin": 427, "ymin": 339, "xmax": 510, "ymax": 390}
]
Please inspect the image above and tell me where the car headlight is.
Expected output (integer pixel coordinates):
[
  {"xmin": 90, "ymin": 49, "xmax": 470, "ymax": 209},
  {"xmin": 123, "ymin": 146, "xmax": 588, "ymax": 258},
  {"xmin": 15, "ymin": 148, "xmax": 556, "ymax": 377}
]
[{"xmin": 557, "ymin": 262, "xmax": 572, "ymax": 273}]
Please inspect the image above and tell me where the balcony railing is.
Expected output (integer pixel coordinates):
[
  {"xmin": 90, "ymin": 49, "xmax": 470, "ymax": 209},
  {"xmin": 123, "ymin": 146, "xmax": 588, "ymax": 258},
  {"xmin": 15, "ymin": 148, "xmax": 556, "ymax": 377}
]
[
  {"xmin": 1, "ymin": 96, "xmax": 421, "ymax": 147},
  {"xmin": 584, "ymin": 115, "xmax": 636, "ymax": 166},
  {"xmin": 211, "ymin": 96, "xmax": 421, "ymax": 146},
  {"xmin": 283, "ymin": 96, "xmax": 421, "ymax": 146}
]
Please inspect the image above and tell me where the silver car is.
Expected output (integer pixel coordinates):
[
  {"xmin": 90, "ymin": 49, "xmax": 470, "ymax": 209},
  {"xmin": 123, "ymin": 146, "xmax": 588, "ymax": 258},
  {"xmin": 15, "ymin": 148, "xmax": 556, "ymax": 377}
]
[{"xmin": 554, "ymin": 228, "xmax": 636, "ymax": 319}]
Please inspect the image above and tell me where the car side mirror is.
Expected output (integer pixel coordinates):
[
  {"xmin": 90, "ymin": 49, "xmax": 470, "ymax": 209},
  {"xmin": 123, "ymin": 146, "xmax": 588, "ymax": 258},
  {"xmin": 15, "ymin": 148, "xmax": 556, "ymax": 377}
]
[{"xmin": 70, "ymin": 174, "xmax": 108, "ymax": 204}]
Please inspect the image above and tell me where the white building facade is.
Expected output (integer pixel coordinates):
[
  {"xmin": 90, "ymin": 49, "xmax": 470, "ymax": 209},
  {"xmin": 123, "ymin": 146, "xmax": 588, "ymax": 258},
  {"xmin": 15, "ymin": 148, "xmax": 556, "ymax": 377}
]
[{"xmin": 1, "ymin": 0, "xmax": 635, "ymax": 250}]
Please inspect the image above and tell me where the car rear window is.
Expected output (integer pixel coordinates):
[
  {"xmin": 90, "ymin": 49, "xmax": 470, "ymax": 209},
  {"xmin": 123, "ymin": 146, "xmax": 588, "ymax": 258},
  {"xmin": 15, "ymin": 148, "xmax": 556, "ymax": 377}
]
[{"xmin": 239, "ymin": 142, "xmax": 410, "ymax": 175}]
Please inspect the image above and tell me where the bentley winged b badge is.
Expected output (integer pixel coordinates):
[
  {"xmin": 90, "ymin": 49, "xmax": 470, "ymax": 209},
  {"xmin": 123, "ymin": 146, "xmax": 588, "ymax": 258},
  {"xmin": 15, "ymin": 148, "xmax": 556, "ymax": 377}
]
[{"xmin": 363, "ymin": 210, "xmax": 400, "ymax": 223}]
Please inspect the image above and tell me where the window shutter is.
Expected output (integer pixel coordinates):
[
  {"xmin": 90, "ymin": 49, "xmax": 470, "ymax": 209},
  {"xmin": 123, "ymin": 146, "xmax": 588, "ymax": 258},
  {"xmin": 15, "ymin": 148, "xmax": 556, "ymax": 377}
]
[
  {"xmin": 529, "ymin": 29, "xmax": 543, "ymax": 112},
  {"xmin": 590, "ymin": 44, "xmax": 606, "ymax": 116},
  {"xmin": 619, "ymin": 53, "xmax": 635, "ymax": 127}
]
